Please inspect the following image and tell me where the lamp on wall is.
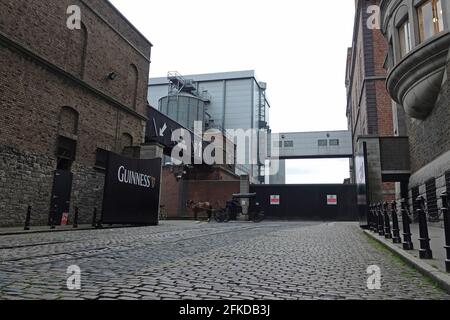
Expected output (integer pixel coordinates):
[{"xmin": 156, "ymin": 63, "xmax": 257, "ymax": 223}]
[{"xmin": 107, "ymin": 72, "xmax": 118, "ymax": 80}]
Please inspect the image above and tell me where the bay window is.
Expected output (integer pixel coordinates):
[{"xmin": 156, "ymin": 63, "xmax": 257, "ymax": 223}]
[
  {"xmin": 418, "ymin": 0, "xmax": 444, "ymax": 42},
  {"xmin": 398, "ymin": 20, "xmax": 412, "ymax": 57}
]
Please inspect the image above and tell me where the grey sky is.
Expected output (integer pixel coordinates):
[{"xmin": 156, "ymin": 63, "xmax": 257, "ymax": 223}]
[{"xmin": 110, "ymin": 0, "xmax": 356, "ymax": 184}]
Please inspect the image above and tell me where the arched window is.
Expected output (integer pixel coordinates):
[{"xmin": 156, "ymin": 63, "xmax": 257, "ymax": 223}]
[
  {"xmin": 121, "ymin": 133, "xmax": 133, "ymax": 152},
  {"xmin": 127, "ymin": 64, "xmax": 139, "ymax": 109},
  {"xmin": 59, "ymin": 106, "xmax": 79, "ymax": 136},
  {"xmin": 65, "ymin": 23, "xmax": 88, "ymax": 78}
]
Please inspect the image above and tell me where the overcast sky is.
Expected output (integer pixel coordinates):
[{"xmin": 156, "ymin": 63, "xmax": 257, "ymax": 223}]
[{"xmin": 110, "ymin": 0, "xmax": 356, "ymax": 184}]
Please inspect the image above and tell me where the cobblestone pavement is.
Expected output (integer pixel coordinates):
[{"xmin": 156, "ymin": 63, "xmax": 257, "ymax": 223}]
[{"xmin": 0, "ymin": 221, "xmax": 449, "ymax": 300}]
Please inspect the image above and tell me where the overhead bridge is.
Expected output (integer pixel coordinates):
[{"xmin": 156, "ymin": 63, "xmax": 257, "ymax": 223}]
[{"xmin": 269, "ymin": 130, "xmax": 353, "ymax": 160}]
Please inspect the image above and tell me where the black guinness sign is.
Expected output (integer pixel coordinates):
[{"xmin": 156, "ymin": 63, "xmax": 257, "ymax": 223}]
[{"xmin": 102, "ymin": 152, "xmax": 161, "ymax": 225}]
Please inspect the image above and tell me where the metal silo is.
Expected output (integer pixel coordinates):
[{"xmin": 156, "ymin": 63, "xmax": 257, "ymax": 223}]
[{"xmin": 158, "ymin": 72, "xmax": 210, "ymax": 132}]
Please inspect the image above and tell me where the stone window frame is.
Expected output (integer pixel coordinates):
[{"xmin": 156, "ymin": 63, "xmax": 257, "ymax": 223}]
[
  {"xmin": 416, "ymin": 0, "xmax": 445, "ymax": 43},
  {"xmin": 388, "ymin": 0, "xmax": 449, "ymax": 65},
  {"xmin": 58, "ymin": 106, "xmax": 80, "ymax": 137}
]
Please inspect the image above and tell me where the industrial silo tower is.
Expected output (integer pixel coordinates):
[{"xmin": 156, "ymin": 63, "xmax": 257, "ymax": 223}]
[{"xmin": 158, "ymin": 72, "xmax": 211, "ymax": 132}]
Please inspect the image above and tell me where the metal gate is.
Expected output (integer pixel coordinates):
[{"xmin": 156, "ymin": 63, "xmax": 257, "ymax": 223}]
[
  {"xmin": 50, "ymin": 170, "xmax": 73, "ymax": 225},
  {"xmin": 250, "ymin": 184, "xmax": 358, "ymax": 221}
]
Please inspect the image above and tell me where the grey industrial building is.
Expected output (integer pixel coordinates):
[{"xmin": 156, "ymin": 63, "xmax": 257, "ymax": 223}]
[{"xmin": 148, "ymin": 70, "xmax": 285, "ymax": 184}]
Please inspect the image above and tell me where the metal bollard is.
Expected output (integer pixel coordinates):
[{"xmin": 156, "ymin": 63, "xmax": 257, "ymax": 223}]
[
  {"xmin": 377, "ymin": 203, "xmax": 385, "ymax": 236},
  {"xmin": 92, "ymin": 208, "xmax": 98, "ymax": 228},
  {"xmin": 370, "ymin": 205, "xmax": 376, "ymax": 232},
  {"xmin": 383, "ymin": 202, "xmax": 392, "ymax": 239},
  {"xmin": 24, "ymin": 206, "xmax": 32, "ymax": 231},
  {"xmin": 73, "ymin": 207, "xmax": 79, "ymax": 229},
  {"xmin": 416, "ymin": 196, "xmax": 433, "ymax": 260},
  {"xmin": 96, "ymin": 208, "xmax": 103, "ymax": 229},
  {"xmin": 441, "ymin": 192, "xmax": 450, "ymax": 272},
  {"xmin": 49, "ymin": 207, "xmax": 56, "ymax": 229},
  {"xmin": 391, "ymin": 201, "xmax": 402, "ymax": 244},
  {"xmin": 401, "ymin": 199, "xmax": 414, "ymax": 250}
]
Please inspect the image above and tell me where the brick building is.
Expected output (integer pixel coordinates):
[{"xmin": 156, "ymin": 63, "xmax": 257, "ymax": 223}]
[
  {"xmin": 346, "ymin": 0, "xmax": 397, "ymax": 203},
  {"xmin": 380, "ymin": 0, "xmax": 450, "ymax": 214},
  {"xmin": 0, "ymin": 0, "xmax": 152, "ymax": 226}
]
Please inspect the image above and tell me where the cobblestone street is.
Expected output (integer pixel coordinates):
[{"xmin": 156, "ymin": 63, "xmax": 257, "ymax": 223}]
[{"xmin": 0, "ymin": 221, "xmax": 449, "ymax": 300}]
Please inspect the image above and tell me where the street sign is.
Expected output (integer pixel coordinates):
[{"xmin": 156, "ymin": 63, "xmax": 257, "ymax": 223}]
[
  {"xmin": 270, "ymin": 195, "xmax": 280, "ymax": 205},
  {"xmin": 327, "ymin": 195, "xmax": 338, "ymax": 206}
]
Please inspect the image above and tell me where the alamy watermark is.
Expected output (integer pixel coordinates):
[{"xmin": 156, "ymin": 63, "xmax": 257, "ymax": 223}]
[
  {"xmin": 367, "ymin": 5, "xmax": 381, "ymax": 30},
  {"xmin": 366, "ymin": 265, "xmax": 381, "ymax": 290},
  {"xmin": 169, "ymin": 121, "xmax": 281, "ymax": 175},
  {"xmin": 66, "ymin": 5, "xmax": 82, "ymax": 30},
  {"xmin": 66, "ymin": 265, "xmax": 81, "ymax": 290}
]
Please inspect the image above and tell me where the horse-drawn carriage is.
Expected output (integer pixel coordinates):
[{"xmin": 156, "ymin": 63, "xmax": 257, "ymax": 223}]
[{"xmin": 187, "ymin": 193, "xmax": 264, "ymax": 223}]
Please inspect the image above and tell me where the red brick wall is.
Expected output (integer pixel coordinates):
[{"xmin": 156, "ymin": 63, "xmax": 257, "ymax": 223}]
[
  {"xmin": 160, "ymin": 166, "xmax": 240, "ymax": 219},
  {"xmin": 0, "ymin": 0, "xmax": 151, "ymax": 116},
  {"xmin": 0, "ymin": 0, "xmax": 152, "ymax": 226},
  {"xmin": 184, "ymin": 181, "xmax": 240, "ymax": 219}
]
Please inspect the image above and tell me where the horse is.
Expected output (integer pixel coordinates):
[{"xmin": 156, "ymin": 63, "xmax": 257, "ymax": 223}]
[{"xmin": 186, "ymin": 200, "xmax": 214, "ymax": 221}]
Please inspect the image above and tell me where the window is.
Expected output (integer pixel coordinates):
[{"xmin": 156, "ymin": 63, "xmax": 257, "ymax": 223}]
[
  {"xmin": 418, "ymin": 0, "xmax": 444, "ymax": 43},
  {"xmin": 398, "ymin": 20, "xmax": 412, "ymax": 58},
  {"xmin": 318, "ymin": 139, "xmax": 328, "ymax": 147},
  {"xmin": 329, "ymin": 139, "xmax": 340, "ymax": 146},
  {"xmin": 56, "ymin": 136, "xmax": 77, "ymax": 161},
  {"xmin": 284, "ymin": 141, "xmax": 294, "ymax": 148}
]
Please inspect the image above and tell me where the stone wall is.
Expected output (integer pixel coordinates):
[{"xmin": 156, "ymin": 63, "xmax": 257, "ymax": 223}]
[
  {"xmin": 0, "ymin": 0, "xmax": 151, "ymax": 227},
  {"xmin": 0, "ymin": 146, "xmax": 55, "ymax": 227}
]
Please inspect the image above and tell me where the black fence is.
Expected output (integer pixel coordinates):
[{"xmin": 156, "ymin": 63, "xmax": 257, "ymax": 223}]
[
  {"xmin": 250, "ymin": 184, "xmax": 358, "ymax": 221},
  {"xmin": 368, "ymin": 192, "xmax": 450, "ymax": 273}
]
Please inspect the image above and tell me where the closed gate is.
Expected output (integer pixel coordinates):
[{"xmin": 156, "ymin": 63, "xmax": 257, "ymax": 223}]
[
  {"xmin": 50, "ymin": 170, "xmax": 73, "ymax": 225},
  {"xmin": 250, "ymin": 184, "xmax": 358, "ymax": 221}
]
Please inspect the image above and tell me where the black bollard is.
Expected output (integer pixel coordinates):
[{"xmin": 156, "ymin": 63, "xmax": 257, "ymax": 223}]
[
  {"xmin": 383, "ymin": 202, "xmax": 392, "ymax": 239},
  {"xmin": 401, "ymin": 199, "xmax": 414, "ymax": 250},
  {"xmin": 49, "ymin": 207, "xmax": 56, "ymax": 229},
  {"xmin": 92, "ymin": 208, "xmax": 97, "ymax": 228},
  {"xmin": 391, "ymin": 201, "xmax": 402, "ymax": 244},
  {"xmin": 377, "ymin": 203, "xmax": 385, "ymax": 236},
  {"xmin": 96, "ymin": 208, "xmax": 103, "ymax": 229},
  {"xmin": 370, "ymin": 205, "xmax": 376, "ymax": 232},
  {"xmin": 416, "ymin": 196, "xmax": 433, "ymax": 260},
  {"xmin": 441, "ymin": 192, "xmax": 450, "ymax": 272},
  {"xmin": 24, "ymin": 206, "xmax": 32, "ymax": 231},
  {"xmin": 73, "ymin": 207, "xmax": 79, "ymax": 229}
]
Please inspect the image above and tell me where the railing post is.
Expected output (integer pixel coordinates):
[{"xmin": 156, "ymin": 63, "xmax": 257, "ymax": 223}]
[
  {"xmin": 416, "ymin": 196, "xmax": 433, "ymax": 260},
  {"xmin": 391, "ymin": 201, "xmax": 402, "ymax": 244},
  {"xmin": 377, "ymin": 203, "xmax": 385, "ymax": 236},
  {"xmin": 24, "ymin": 206, "xmax": 32, "ymax": 231},
  {"xmin": 73, "ymin": 207, "xmax": 79, "ymax": 229},
  {"xmin": 401, "ymin": 199, "xmax": 414, "ymax": 250},
  {"xmin": 92, "ymin": 208, "xmax": 97, "ymax": 228},
  {"xmin": 441, "ymin": 191, "xmax": 450, "ymax": 272},
  {"xmin": 383, "ymin": 202, "xmax": 392, "ymax": 239}
]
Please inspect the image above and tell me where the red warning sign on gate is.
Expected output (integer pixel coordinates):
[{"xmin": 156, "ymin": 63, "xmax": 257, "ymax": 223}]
[
  {"xmin": 327, "ymin": 195, "xmax": 338, "ymax": 206},
  {"xmin": 270, "ymin": 195, "xmax": 280, "ymax": 205}
]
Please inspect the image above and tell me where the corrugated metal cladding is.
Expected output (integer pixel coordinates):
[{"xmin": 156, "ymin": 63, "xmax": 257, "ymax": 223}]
[
  {"xmin": 158, "ymin": 95, "xmax": 206, "ymax": 132},
  {"xmin": 425, "ymin": 179, "xmax": 438, "ymax": 217},
  {"xmin": 250, "ymin": 184, "xmax": 358, "ymax": 221}
]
